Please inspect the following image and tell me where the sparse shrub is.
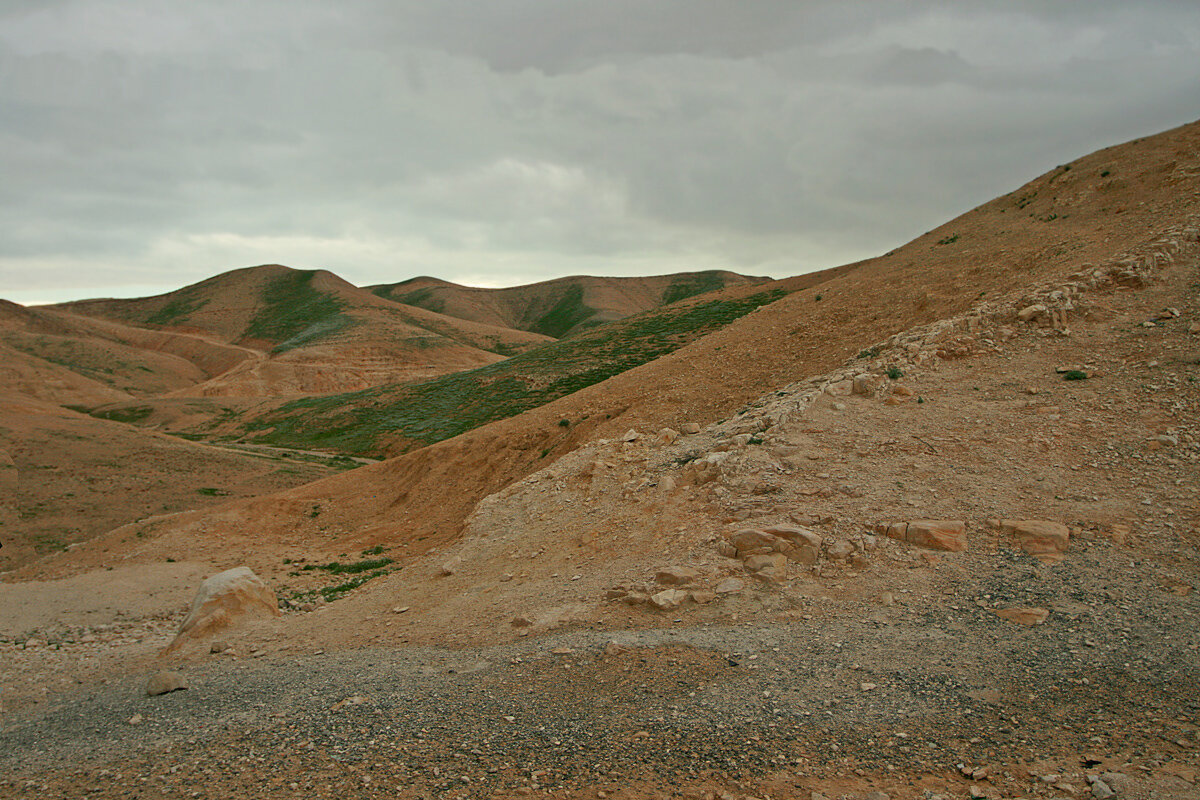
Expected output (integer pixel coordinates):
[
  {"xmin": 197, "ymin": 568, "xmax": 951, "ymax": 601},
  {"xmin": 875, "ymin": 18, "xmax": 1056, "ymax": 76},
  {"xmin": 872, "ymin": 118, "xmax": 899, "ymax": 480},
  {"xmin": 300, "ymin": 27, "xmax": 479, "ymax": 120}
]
[
  {"xmin": 886, "ymin": 366, "xmax": 904, "ymax": 380},
  {"xmin": 937, "ymin": 234, "xmax": 959, "ymax": 245},
  {"xmin": 1063, "ymin": 370, "xmax": 1088, "ymax": 381},
  {"xmin": 814, "ymin": 294, "xmax": 823, "ymax": 302},
  {"xmin": 858, "ymin": 347, "xmax": 879, "ymax": 359},
  {"xmin": 558, "ymin": 419, "xmax": 570, "ymax": 428},
  {"xmin": 361, "ymin": 545, "xmax": 385, "ymax": 556},
  {"xmin": 1100, "ymin": 170, "xmax": 1111, "ymax": 177},
  {"xmin": 196, "ymin": 487, "xmax": 229, "ymax": 497}
]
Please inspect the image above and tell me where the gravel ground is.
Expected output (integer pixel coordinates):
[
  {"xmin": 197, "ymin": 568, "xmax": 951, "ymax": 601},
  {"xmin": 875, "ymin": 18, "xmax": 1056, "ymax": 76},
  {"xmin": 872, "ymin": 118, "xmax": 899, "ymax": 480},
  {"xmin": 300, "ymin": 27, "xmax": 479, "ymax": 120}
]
[{"xmin": 3, "ymin": 538, "xmax": 1198, "ymax": 800}]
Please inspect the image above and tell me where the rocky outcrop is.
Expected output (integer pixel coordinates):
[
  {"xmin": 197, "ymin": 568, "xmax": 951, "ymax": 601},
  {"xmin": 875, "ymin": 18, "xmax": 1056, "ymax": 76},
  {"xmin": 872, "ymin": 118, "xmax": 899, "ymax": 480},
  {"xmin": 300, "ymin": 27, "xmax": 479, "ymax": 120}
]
[
  {"xmin": 163, "ymin": 567, "xmax": 279, "ymax": 655},
  {"xmin": 879, "ymin": 520, "xmax": 967, "ymax": 552}
]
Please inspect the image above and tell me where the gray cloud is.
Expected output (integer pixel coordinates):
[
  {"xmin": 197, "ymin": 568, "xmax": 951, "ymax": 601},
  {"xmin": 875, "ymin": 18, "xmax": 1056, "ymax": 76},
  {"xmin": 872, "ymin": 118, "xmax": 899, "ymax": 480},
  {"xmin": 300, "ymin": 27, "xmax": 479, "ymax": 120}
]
[{"xmin": 0, "ymin": 1, "xmax": 1198, "ymax": 303}]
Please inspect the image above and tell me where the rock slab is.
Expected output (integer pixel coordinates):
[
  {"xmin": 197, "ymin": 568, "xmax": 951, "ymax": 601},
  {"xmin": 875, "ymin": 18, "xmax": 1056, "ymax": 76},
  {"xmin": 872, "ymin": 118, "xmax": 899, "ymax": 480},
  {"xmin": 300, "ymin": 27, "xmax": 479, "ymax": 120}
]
[{"xmin": 164, "ymin": 567, "xmax": 280, "ymax": 654}]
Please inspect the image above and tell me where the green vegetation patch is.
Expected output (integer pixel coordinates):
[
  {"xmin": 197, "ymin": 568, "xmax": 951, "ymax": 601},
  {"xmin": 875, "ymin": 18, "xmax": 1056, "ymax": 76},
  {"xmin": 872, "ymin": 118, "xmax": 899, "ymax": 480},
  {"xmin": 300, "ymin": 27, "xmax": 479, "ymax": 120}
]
[
  {"xmin": 147, "ymin": 289, "xmax": 210, "ymax": 326},
  {"xmin": 244, "ymin": 271, "xmax": 354, "ymax": 352},
  {"xmin": 237, "ymin": 287, "xmax": 790, "ymax": 456},
  {"xmin": 529, "ymin": 285, "xmax": 594, "ymax": 338},
  {"xmin": 91, "ymin": 405, "xmax": 154, "ymax": 424},
  {"xmin": 661, "ymin": 271, "xmax": 731, "ymax": 306}
]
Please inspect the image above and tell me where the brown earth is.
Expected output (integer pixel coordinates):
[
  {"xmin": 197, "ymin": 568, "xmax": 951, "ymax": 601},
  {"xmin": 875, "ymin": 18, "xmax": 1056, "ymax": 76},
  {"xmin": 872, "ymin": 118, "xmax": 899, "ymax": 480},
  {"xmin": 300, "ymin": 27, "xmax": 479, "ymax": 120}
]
[{"xmin": 1, "ymin": 120, "xmax": 1199, "ymax": 799}]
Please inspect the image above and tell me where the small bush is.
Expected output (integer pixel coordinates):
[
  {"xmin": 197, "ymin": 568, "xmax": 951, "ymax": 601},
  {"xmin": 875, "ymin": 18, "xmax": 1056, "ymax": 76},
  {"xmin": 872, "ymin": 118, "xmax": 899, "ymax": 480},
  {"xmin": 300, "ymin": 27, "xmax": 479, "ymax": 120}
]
[
  {"xmin": 361, "ymin": 545, "xmax": 385, "ymax": 556},
  {"xmin": 937, "ymin": 234, "xmax": 959, "ymax": 245},
  {"xmin": 886, "ymin": 366, "xmax": 904, "ymax": 380},
  {"xmin": 1063, "ymin": 370, "xmax": 1088, "ymax": 381},
  {"xmin": 814, "ymin": 294, "xmax": 823, "ymax": 302},
  {"xmin": 858, "ymin": 347, "xmax": 879, "ymax": 359},
  {"xmin": 558, "ymin": 419, "xmax": 570, "ymax": 427}
]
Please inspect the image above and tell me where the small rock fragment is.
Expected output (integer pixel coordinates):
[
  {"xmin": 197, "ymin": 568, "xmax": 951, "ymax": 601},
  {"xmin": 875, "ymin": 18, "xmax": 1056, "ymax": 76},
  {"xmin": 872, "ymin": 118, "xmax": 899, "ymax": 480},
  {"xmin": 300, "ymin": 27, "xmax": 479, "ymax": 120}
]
[
  {"xmin": 994, "ymin": 607, "xmax": 1050, "ymax": 625},
  {"xmin": 649, "ymin": 589, "xmax": 689, "ymax": 610},
  {"xmin": 145, "ymin": 671, "xmax": 188, "ymax": 697},
  {"xmin": 714, "ymin": 578, "xmax": 745, "ymax": 594}
]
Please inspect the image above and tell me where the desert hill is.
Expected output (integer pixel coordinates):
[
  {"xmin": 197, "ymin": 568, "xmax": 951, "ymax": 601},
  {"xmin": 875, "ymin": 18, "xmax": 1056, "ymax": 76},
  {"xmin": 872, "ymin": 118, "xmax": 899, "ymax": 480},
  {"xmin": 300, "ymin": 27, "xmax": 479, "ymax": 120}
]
[
  {"xmin": 369, "ymin": 270, "xmax": 769, "ymax": 338},
  {"xmin": 52, "ymin": 265, "xmax": 555, "ymax": 397},
  {"xmin": 38, "ymin": 119, "xmax": 1200, "ymax": 585},
  {"xmin": 2, "ymin": 120, "xmax": 1199, "ymax": 800}
]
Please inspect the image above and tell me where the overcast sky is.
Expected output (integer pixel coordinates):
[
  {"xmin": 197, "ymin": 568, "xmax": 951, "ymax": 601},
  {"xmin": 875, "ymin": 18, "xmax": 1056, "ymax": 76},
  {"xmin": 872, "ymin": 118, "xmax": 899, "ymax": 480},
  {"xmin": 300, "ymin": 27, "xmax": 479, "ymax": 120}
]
[{"xmin": 1, "ymin": 1, "xmax": 1198, "ymax": 305}]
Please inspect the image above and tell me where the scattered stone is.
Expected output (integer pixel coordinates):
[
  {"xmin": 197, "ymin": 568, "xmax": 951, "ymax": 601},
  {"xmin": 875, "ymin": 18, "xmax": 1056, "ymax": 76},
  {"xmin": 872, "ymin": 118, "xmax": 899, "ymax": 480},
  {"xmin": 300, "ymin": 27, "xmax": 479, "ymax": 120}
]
[
  {"xmin": 879, "ymin": 592, "xmax": 895, "ymax": 606},
  {"xmin": 762, "ymin": 525, "xmax": 822, "ymax": 549},
  {"xmin": 1018, "ymin": 303, "xmax": 1047, "ymax": 322},
  {"xmin": 825, "ymin": 380, "xmax": 853, "ymax": 396},
  {"xmin": 1088, "ymin": 778, "xmax": 1115, "ymax": 799},
  {"xmin": 656, "ymin": 428, "xmax": 680, "ymax": 444},
  {"xmin": 689, "ymin": 589, "xmax": 717, "ymax": 605},
  {"xmin": 865, "ymin": 792, "xmax": 890, "ymax": 800},
  {"xmin": 209, "ymin": 640, "xmax": 231, "ymax": 654},
  {"xmin": 879, "ymin": 520, "xmax": 967, "ymax": 552},
  {"xmin": 622, "ymin": 592, "xmax": 650, "ymax": 606},
  {"xmin": 726, "ymin": 529, "xmax": 780, "ymax": 556},
  {"xmin": 621, "ymin": 429, "xmax": 640, "ymax": 442},
  {"xmin": 853, "ymin": 375, "xmax": 881, "ymax": 396},
  {"xmin": 994, "ymin": 519, "xmax": 1070, "ymax": 558},
  {"xmin": 511, "ymin": 615, "xmax": 533, "ymax": 627},
  {"xmin": 714, "ymin": 578, "xmax": 745, "ymax": 594},
  {"xmin": 826, "ymin": 540, "xmax": 854, "ymax": 561},
  {"xmin": 145, "ymin": 671, "xmax": 188, "ymax": 697},
  {"xmin": 994, "ymin": 607, "xmax": 1050, "ymax": 625},
  {"xmin": 743, "ymin": 553, "xmax": 788, "ymax": 582},
  {"xmin": 164, "ymin": 567, "xmax": 280, "ymax": 655},
  {"xmin": 655, "ymin": 566, "xmax": 701, "ymax": 586},
  {"xmin": 391, "ymin": 606, "xmax": 410, "ymax": 614},
  {"xmin": 331, "ymin": 695, "xmax": 368, "ymax": 711},
  {"xmin": 680, "ymin": 422, "xmax": 702, "ymax": 434},
  {"xmin": 649, "ymin": 589, "xmax": 689, "ymax": 610},
  {"xmin": 127, "ymin": 714, "xmax": 143, "ymax": 726},
  {"xmin": 860, "ymin": 682, "xmax": 877, "ymax": 691}
]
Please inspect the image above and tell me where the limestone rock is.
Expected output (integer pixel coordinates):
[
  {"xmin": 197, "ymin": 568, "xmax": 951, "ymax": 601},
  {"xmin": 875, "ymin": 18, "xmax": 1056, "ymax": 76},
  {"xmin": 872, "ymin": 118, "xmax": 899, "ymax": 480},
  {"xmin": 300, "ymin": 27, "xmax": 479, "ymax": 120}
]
[
  {"xmin": 656, "ymin": 428, "xmax": 680, "ymax": 444},
  {"xmin": 655, "ymin": 566, "xmax": 701, "ymax": 586},
  {"xmin": 994, "ymin": 607, "xmax": 1049, "ymax": 625},
  {"xmin": 145, "ymin": 671, "xmax": 188, "ymax": 696},
  {"xmin": 996, "ymin": 519, "xmax": 1070, "ymax": 557},
  {"xmin": 853, "ymin": 375, "xmax": 881, "ymax": 397},
  {"xmin": 762, "ymin": 525, "xmax": 822, "ymax": 549},
  {"xmin": 726, "ymin": 529, "xmax": 779, "ymax": 556},
  {"xmin": 649, "ymin": 589, "xmax": 688, "ymax": 610},
  {"xmin": 621, "ymin": 429, "xmax": 640, "ymax": 442},
  {"xmin": 881, "ymin": 520, "xmax": 967, "ymax": 552},
  {"xmin": 714, "ymin": 578, "xmax": 745, "ymax": 594},
  {"xmin": 826, "ymin": 540, "xmax": 854, "ymax": 561},
  {"xmin": 689, "ymin": 589, "xmax": 717, "ymax": 605},
  {"xmin": 164, "ymin": 567, "xmax": 280, "ymax": 654},
  {"xmin": 743, "ymin": 553, "xmax": 787, "ymax": 582},
  {"xmin": 825, "ymin": 380, "xmax": 853, "ymax": 397},
  {"xmin": 680, "ymin": 422, "xmax": 702, "ymax": 434}
]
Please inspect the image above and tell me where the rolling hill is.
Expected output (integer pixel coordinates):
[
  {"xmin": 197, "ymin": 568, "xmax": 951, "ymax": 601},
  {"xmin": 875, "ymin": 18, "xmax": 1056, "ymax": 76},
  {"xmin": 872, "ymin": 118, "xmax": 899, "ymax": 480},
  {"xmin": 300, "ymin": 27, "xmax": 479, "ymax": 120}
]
[{"xmin": 369, "ymin": 270, "xmax": 769, "ymax": 338}]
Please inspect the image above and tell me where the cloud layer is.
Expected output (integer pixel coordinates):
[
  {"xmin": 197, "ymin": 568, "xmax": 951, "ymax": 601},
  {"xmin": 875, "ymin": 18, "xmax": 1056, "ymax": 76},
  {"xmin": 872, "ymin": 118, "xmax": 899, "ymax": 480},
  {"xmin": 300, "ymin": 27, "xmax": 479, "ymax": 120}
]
[{"xmin": 2, "ymin": 1, "xmax": 1198, "ymax": 303}]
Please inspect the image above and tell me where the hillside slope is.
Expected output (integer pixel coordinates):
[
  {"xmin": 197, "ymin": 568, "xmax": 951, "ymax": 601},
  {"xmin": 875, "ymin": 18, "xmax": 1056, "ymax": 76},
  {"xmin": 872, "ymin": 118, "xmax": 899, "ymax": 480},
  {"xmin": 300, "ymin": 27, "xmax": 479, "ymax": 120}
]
[
  {"xmin": 370, "ymin": 270, "xmax": 769, "ymax": 337},
  {"xmin": 40, "ymin": 119, "xmax": 1200, "ymax": 587}
]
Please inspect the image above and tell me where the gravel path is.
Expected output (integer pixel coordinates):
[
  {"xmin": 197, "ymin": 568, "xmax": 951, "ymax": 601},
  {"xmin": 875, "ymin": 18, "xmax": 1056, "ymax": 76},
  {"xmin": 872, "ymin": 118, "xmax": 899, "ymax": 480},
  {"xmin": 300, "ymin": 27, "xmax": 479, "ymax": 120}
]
[{"xmin": 3, "ymin": 539, "xmax": 1198, "ymax": 799}]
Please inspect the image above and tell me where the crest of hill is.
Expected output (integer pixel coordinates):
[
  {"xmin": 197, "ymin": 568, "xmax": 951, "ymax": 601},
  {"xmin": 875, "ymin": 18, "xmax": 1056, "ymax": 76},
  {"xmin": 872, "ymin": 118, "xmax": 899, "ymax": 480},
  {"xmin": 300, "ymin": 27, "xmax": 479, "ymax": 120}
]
[
  {"xmin": 50, "ymin": 265, "xmax": 555, "ymax": 397},
  {"xmin": 46, "ymin": 118, "xmax": 1200, "ymax": 591},
  {"xmin": 369, "ymin": 270, "xmax": 769, "ymax": 338}
]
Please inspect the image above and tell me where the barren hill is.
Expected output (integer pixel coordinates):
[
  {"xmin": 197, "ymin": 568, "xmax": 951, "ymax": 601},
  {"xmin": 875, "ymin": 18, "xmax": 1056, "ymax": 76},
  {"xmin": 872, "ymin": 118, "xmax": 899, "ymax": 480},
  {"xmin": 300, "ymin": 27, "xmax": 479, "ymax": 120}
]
[
  {"xmin": 2, "ymin": 121, "xmax": 1199, "ymax": 800},
  {"xmin": 53, "ymin": 265, "xmax": 554, "ymax": 397},
  {"xmin": 38, "ymin": 119, "xmax": 1200, "ymax": 582},
  {"xmin": 370, "ymin": 270, "xmax": 769, "ymax": 337}
]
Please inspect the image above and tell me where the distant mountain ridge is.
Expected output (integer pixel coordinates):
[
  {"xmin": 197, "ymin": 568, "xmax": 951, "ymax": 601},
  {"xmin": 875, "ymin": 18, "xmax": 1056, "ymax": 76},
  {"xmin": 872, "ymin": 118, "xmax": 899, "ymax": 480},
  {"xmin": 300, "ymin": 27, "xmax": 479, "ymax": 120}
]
[{"xmin": 369, "ymin": 270, "xmax": 769, "ymax": 338}]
